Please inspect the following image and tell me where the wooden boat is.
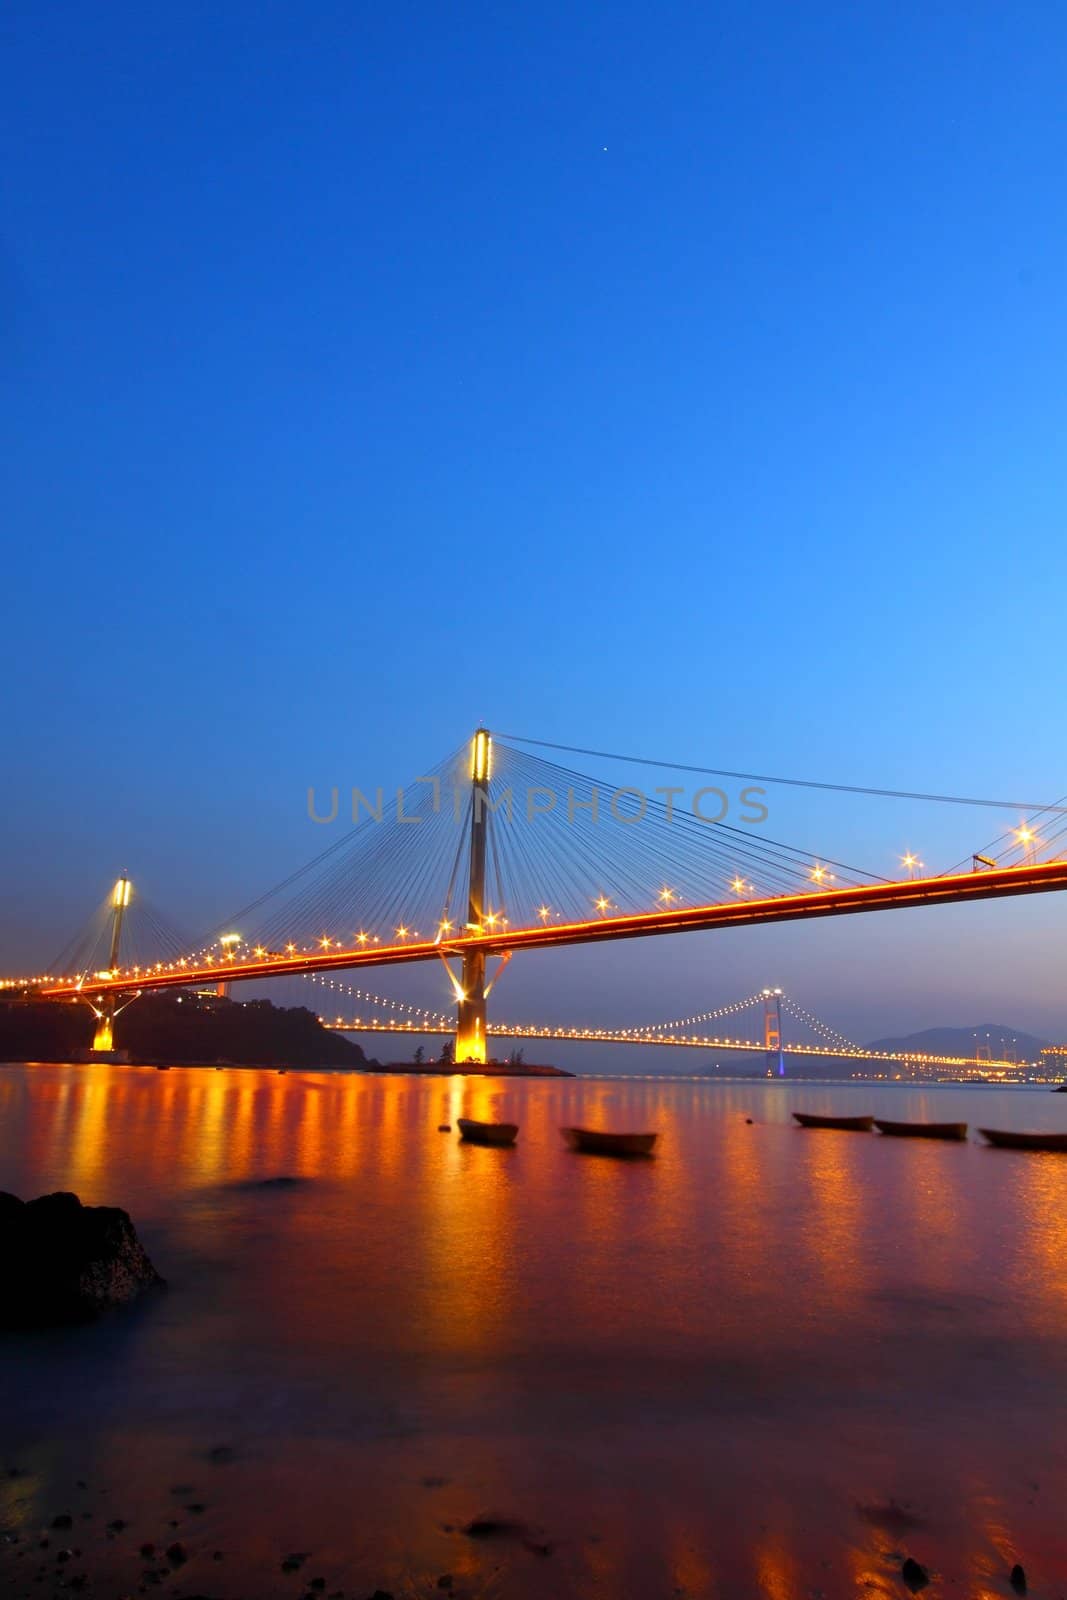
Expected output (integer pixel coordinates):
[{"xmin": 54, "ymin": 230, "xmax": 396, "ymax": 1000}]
[
  {"xmin": 978, "ymin": 1128, "xmax": 1067, "ymax": 1152},
  {"xmin": 561, "ymin": 1127, "xmax": 658, "ymax": 1157},
  {"xmin": 793, "ymin": 1112, "xmax": 874, "ymax": 1132},
  {"xmin": 457, "ymin": 1117, "xmax": 518, "ymax": 1147},
  {"xmin": 874, "ymin": 1118, "xmax": 968, "ymax": 1141}
]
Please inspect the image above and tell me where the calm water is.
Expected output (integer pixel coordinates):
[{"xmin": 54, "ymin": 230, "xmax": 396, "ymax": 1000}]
[{"xmin": 2, "ymin": 1064, "xmax": 1067, "ymax": 1599}]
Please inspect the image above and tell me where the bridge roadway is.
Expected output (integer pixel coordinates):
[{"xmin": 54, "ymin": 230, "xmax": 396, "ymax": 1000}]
[
  {"xmin": 35, "ymin": 858, "xmax": 1067, "ymax": 1001},
  {"xmin": 323, "ymin": 1019, "xmax": 1020, "ymax": 1071}
]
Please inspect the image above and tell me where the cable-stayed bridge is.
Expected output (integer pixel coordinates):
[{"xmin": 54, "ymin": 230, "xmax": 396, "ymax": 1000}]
[{"xmin": 4, "ymin": 728, "xmax": 1066, "ymax": 1059}]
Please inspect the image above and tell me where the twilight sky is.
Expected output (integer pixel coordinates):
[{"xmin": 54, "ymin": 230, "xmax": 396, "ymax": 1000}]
[{"xmin": 3, "ymin": 1, "xmax": 1067, "ymax": 1046}]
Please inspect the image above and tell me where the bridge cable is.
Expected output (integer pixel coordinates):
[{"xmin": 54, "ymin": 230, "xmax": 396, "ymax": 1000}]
[{"xmin": 497, "ymin": 734, "xmax": 1067, "ymax": 814}]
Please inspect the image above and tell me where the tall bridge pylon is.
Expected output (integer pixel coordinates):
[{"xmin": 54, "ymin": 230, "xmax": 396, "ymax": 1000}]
[
  {"xmin": 90, "ymin": 875, "xmax": 131, "ymax": 1051},
  {"xmin": 763, "ymin": 986, "xmax": 784, "ymax": 1077},
  {"xmin": 455, "ymin": 728, "xmax": 491, "ymax": 1063}
]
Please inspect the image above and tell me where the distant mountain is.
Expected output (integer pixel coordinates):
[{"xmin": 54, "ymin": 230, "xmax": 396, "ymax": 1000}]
[{"xmin": 866, "ymin": 1023, "xmax": 1052, "ymax": 1063}]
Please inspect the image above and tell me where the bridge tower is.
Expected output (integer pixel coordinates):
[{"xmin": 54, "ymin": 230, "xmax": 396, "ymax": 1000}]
[
  {"xmin": 455, "ymin": 729, "xmax": 492, "ymax": 1064},
  {"xmin": 762, "ymin": 986, "xmax": 784, "ymax": 1077},
  {"xmin": 92, "ymin": 875, "xmax": 131, "ymax": 1051}
]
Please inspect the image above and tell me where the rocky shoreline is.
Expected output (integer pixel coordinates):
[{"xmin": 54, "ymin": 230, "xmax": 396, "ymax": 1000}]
[{"xmin": 0, "ymin": 1191, "xmax": 163, "ymax": 1328}]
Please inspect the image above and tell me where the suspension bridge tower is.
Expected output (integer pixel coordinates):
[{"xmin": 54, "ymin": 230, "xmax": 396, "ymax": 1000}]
[
  {"xmin": 454, "ymin": 729, "xmax": 492, "ymax": 1063},
  {"xmin": 91, "ymin": 875, "xmax": 131, "ymax": 1052},
  {"xmin": 763, "ymin": 986, "xmax": 785, "ymax": 1077}
]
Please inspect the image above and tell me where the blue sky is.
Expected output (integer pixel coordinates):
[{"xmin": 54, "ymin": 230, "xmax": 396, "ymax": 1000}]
[{"xmin": 3, "ymin": 1, "xmax": 1066, "ymax": 1042}]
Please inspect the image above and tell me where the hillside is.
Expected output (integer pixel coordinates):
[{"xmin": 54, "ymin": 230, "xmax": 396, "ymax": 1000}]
[
  {"xmin": 866, "ymin": 1023, "xmax": 1051, "ymax": 1062},
  {"xmin": 0, "ymin": 989, "xmax": 377, "ymax": 1069}
]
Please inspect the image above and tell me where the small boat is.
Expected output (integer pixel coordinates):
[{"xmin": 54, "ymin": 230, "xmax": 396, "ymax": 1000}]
[
  {"xmin": 978, "ymin": 1128, "xmax": 1067, "ymax": 1152},
  {"xmin": 874, "ymin": 1118, "xmax": 968, "ymax": 1141},
  {"xmin": 1053, "ymin": 1084, "xmax": 1067, "ymax": 1093},
  {"xmin": 561, "ymin": 1127, "xmax": 658, "ymax": 1157},
  {"xmin": 457, "ymin": 1117, "xmax": 518, "ymax": 1147},
  {"xmin": 793, "ymin": 1112, "xmax": 874, "ymax": 1132}
]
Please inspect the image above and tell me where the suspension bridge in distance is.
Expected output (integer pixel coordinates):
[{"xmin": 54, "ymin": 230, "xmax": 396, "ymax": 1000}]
[
  {"xmin": 314, "ymin": 983, "xmax": 1028, "ymax": 1074},
  {"xmin": 5, "ymin": 728, "xmax": 1067, "ymax": 1063}
]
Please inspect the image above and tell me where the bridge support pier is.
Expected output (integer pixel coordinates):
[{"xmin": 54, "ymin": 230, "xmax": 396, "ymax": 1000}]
[
  {"xmin": 92, "ymin": 997, "xmax": 116, "ymax": 1053},
  {"xmin": 455, "ymin": 730, "xmax": 491, "ymax": 1064},
  {"xmin": 455, "ymin": 949, "xmax": 487, "ymax": 1064}
]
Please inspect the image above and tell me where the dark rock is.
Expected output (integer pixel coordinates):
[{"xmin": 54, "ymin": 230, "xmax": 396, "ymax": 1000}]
[
  {"xmin": 232, "ymin": 1175, "xmax": 308, "ymax": 1190},
  {"xmin": 51, "ymin": 1515, "xmax": 73, "ymax": 1529},
  {"xmin": 363, "ymin": 1592, "xmax": 394, "ymax": 1600},
  {"xmin": 1010, "ymin": 1564, "xmax": 1027, "ymax": 1595},
  {"xmin": 745, "ymin": 1117, "xmax": 754, "ymax": 1124},
  {"xmin": 436, "ymin": 1577, "xmax": 453, "ymax": 1589},
  {"xmin": 186, "ymin": 1503, "xmax": 205, "ymax": 1513},
  {"xmin": 857, "ymin": 1500, "xmax": 925, "ymax": 1534},
  {"xmin": 282, "ymin": 1552, "xmax": 310, "ymax": 1572},
  {"xmin": 165, "ymin": 1541, "xmax": 187, "ymax": 1565},
  {"xmin": 107, "ymin": 1519, "xmax": 127, "ymax": 1532},
  {"xmin": 901, "ymin": 1557, "xmax": 929, "ymax": 1592},
  {"xmin": 139, "ymin": 1544, "xmax": 155, "ymax": 1558},
  {"xmin": 438, "ymin": 1125, "xmax": 451, "ymax": 1132},
  {"xmin": 0, "ymin": 1191, "xmax": 163, "ymax": 1327},
  {"xmin": 309, "ymin": 1581, "xmax": 326, "ymax": 1592},
  {"xmin": 463, "ymin": 1516, "xmax": 527, "ymax": 1540},
  {"xmin": 56, "ymin": 1549, "xmax": 73, "ymax": 1563},
  {"xmin": 207, "ymin": 1446, "xmax": 234, "ymax": 1464}
]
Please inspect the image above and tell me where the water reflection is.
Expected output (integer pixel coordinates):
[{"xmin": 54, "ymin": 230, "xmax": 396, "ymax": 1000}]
[{"xmin": 1, "ymin": 1064, "xmax": 1066, "ymax": 1597}]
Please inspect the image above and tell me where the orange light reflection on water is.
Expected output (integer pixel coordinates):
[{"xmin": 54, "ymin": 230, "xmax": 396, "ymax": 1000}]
[{"xmin": 2, "ymin": 1065, "xmax": 1067, "ymax": 1599}]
